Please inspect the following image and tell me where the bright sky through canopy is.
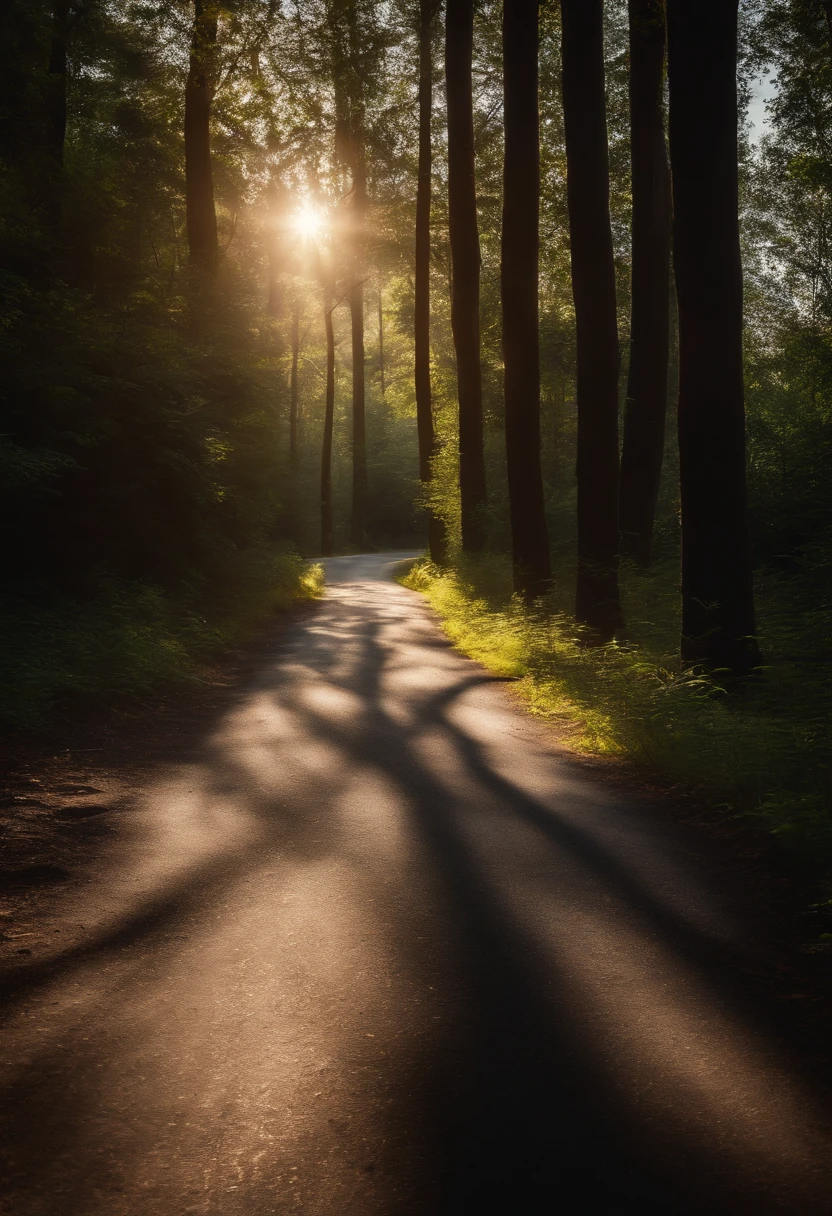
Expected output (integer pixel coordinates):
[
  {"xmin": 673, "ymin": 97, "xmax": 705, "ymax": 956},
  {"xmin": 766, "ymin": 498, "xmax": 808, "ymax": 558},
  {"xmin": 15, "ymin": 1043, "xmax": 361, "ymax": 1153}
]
[{"xmin": 292, "ymin": 205, "xmax": 324, "ymax": 238}]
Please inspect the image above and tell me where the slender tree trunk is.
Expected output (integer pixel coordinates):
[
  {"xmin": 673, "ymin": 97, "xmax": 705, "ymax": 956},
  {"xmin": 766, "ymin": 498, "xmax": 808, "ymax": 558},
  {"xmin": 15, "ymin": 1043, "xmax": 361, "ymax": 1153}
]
[
  {"xmin": 502, "ymin": 0, "xmax": 550, "ymax": 600},
  {"xmin": 349, "ymin": 271, "xmax": 367, "ymax": 549},
  {"xmin": 446, "ymin": 0, "xmax": 487, "ymax": 552},
  {"xmin": 46, "ymin": 0, "xmax": 70, "ymax": 170},
  {"xmin": 619, "ymin": 0, "xmax": 672, "ymax": 566},
  {"xmin": 561, "ymin": 0, "xmax": 622, "ymax": 639},
  {"xmin": 667, "ymin": 0, "xmax": 759, "ymax": 672},
  {"xmin": 378, "ymin": 287, "xmax": 386, "ymax": 398},
  {"xmin": 185, "ymin": 0, "xmax": 218, "ymax": 276},
  {"xmin": 416, "ymin": 0, "xmax": 447, "ymax": 565},
  {"xmin": 321, "ymin": 286, "xmax": 336, "ymax": 557},
  {"xmin": 348, "ymin": 134, "xmax": 368, "ymax": 550},
  {"xmin": 290, "ymin": 297, "xmax": 300, "ymax": 465},
  {"xmin": 43, "ymin": 0, "xmax": 74, "ymax": 225}
]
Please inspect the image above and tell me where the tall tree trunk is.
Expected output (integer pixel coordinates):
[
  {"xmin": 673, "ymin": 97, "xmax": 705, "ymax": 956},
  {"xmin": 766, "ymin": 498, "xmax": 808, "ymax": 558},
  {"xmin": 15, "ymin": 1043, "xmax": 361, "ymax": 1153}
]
[
  {"xmin": 185, "ymin": 0, "xmax": 219, "ymax": 277},
  {"xmin": 502, "ymin": 0, "xmax": 550, "ymax": 600},
  {"xmin": 415, "ymin": 0, "xmax": 447, "ymax": 565},
  {"xmin": 378, "ymin": 286, "xmax": 386, "ymax": 398},
  {"xmin": 46, "ymin": 0, "xmax": 70, "ymax": 171},
  {"xmin": 44, "ymin": 0, "xmax": 75, "ymax": 225},
  {"xmin": 619, "ymin": 0, "xmax": 672, "ymax": 566},
  {"xmin": 446, "ymin": 0, "xmax": 487, "ymax": 552},
  {"xmin": 667, "ymin": 0, "xmax": 759, "ymax": 672},
  {"xmin": 290, "ymin": 297, "xmax": 300, "ymax": 466},
  {"xmin": 349, "ymin": 269, "xmax": 367, "ymax": 549},
  {"xmin": 561, "ymin": 0, "xmax": 622, "ymax": 639},
  {"xmin": 321, "ymin": 286, "xmax": 336, "ymax": 557}
]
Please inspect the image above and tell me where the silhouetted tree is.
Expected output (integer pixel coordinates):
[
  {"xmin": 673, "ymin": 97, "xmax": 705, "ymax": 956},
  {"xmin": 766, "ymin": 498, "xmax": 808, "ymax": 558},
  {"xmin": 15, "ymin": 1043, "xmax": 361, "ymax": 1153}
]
[
  {"xmin": 446, "ymin": 0, "xmax": 487, "ymax": 552},
  {"xmin": 329, "ymin": 0, "xmax": 369, "ymax": 549},
  {"xmin": 46, "ymin": 1, "xmax": 71, "ymax": 171},
  {"xmin": 289, "ymin": 296, "xmax": 300, "ymax": 466},
  {"xmin": 667, "ymin": 0, "xmax": 759, "ymax": 672},
  {"xmin": 619, "ymin": 0, "xmax": 671, "ymax": 566},
  {"xmin": 561, "ymin": 0, "xmax": 622, "ymax": 638},
  {"xmin": 502, "ymin": 0, "xmax": 550, "ymax": 599},
  {"xmin": 185, "ymin": 0, "xmax": 218, "ymax": 275},
  {"xmin": 415, "ymin": 0, "xmax": 447, "ymax": 564},
  {"xmin": 321, "ymin": 284, "xmax": 336, "ymax": 557}
]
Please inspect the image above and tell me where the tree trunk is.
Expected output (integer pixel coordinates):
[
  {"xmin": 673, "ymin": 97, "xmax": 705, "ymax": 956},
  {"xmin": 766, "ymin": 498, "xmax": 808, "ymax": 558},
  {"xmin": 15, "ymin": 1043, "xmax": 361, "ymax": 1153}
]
[
  {"xmin": 290, "ymin": 297, "xmax": 300, "ymax": 466},
  {"xmin": 378, "ymin": 287, "xmax": 386, "ymax": 398},
  {"xmin": 46, "ymin": 0, "xmax": 70, "ymax": 170},
  {"xmin": 502, "ymin": 0, "xmax": 550, "ymax": 600},
  {"xmin": 349, "ymin": 273, "xmax": 367, "ymax": 549},
  {"xmin": 321, "ymin": 286, "xmax": 336, "ymax": 557},
  {"xmin": 667, "ymin": 0, "xmax": 759, "ymax": 672},
  {"xmin": 415, "ymin": 0, "xmax": 447, "ymax": 565},
  {"xmin": 561, "ymin": 0, "xmax": 622, "ymax": 639},
  {"xmin": 619, "ymin": 0, "xmax": 672, "ymax": 566},
  {"xmin": 185, "ymin": 0, "xmax": 219, "ymax": 277},
  {"xmin": 446, "ymin": 0, "xmax": 487, "ymax": 552},
  {"xmin": 43, "ymin": 0, "xmax": 74, "ymax": 225}
]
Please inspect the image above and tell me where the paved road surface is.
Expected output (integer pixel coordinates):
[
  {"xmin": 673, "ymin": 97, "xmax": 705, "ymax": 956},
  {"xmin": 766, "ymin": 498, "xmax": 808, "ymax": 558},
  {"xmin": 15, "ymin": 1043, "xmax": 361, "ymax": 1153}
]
[{"xmin": 1, "ymin": 553, "xmax": 830, "ymax": 1214}]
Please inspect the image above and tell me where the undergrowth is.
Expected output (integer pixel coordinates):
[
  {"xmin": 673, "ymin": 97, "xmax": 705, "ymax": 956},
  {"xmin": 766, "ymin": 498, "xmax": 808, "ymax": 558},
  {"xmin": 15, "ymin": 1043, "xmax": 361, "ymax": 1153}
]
[
  {"xmin": 0, "ymin": 547, "xmax": 323, "ymax": 729},
  {"xmin": 402, "ymin": 555, "xmax": 832, "ymax": 876}
]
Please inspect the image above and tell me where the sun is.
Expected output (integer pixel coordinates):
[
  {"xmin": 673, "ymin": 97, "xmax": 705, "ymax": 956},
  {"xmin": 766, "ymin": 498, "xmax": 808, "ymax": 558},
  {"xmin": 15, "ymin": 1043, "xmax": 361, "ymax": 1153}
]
[{"xmin": 292, "ymin": 205, "xmax": 324, "ymax": 239}]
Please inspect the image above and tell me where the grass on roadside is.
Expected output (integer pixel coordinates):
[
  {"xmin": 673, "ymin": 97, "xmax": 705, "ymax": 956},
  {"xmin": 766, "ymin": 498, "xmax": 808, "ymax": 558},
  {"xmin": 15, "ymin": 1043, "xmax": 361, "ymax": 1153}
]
[
  {"xmin": 401, "ymin": 555, "xmax": 832, "ymax": 882},
  {"xmin": 0, "ymin": 546, "xmax": 323, "ymax": 730}
]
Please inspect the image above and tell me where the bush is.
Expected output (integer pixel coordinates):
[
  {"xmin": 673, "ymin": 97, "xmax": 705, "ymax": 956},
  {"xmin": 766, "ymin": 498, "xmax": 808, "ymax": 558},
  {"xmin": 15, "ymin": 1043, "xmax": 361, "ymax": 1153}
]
[{"xmin": 0, "ymin": 547, "xmax": 323, "ymax": 729}]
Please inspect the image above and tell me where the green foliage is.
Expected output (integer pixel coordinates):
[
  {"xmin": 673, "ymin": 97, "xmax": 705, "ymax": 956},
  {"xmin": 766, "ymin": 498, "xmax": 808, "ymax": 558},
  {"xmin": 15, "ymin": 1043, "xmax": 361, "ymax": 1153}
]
[
  {"xmin": 403, "ymin": 557, "xmax": 832, "ymax": 865},
  {"xmin": 0, "ymin": 549, "xmax": 323, "ymax": 730}
]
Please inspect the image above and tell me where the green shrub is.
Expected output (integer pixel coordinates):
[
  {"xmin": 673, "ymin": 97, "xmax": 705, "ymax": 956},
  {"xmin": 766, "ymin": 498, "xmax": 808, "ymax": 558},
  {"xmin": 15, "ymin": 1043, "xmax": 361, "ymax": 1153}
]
[{"xmin": 0, "ymin": 547, "xmax": 322, "ymax": 729}]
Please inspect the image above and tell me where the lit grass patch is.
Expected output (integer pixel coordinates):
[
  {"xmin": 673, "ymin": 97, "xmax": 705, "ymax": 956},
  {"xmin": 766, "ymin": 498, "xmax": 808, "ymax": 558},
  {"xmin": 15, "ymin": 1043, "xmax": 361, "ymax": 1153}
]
[{"xmin": 401, "ymin": 556, "xmax": 832, "ymax": 868}]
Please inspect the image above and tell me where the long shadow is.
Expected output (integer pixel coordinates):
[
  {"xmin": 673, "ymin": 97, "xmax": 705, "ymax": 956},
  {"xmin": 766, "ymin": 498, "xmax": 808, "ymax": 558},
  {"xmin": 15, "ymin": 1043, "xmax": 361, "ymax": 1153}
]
[
  {"xmin": 247, "ymin": 592, "xmax": 831, "ymax": 1213},
  {"xmin": 286, "ymin": 593, "xmax": 832, "ymax": 1058},
  {"xmin": 0, "ymin": 584, "xmax": 829, "ymax": 1214}
]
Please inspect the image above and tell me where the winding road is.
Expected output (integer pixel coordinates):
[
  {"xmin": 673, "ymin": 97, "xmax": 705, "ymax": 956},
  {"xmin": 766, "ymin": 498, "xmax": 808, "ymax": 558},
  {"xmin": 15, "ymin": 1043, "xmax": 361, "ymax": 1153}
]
[{"xmin": 0, "ymin": 553, "xmax": 830, "ymax": 1214}]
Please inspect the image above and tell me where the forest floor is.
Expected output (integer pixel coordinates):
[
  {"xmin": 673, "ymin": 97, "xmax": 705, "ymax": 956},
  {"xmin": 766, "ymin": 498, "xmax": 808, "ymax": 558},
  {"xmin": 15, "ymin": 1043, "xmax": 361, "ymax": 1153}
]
[{"xmin": 0, "ymin": 553, "xmax": 831, "ymax": 1214}]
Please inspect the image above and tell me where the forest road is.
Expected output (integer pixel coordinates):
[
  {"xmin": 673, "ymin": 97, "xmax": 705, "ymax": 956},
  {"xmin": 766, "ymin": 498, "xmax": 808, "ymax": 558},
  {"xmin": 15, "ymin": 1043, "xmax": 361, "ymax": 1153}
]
[{"xmin": 0, "ymin": 551, "xmax": 831, "ymax": 1216}]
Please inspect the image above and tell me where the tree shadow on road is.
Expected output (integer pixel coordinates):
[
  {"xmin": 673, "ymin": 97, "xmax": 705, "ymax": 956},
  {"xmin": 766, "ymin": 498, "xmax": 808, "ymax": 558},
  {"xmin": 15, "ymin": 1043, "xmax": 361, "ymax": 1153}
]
[{"xmin": 0, "ymin": 584, "xmax": 830, "ymax": 1215}]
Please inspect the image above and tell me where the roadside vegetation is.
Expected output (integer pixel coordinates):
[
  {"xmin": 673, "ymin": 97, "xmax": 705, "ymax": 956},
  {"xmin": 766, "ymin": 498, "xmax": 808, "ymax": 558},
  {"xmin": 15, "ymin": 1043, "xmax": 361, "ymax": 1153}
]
[
  {"xmin": 403, "ymin": 556, "xmax": 832, "ymax": 881},
  {"xmin": 0, "ymin": 551, "xmax": 323, "ymax": 730}
]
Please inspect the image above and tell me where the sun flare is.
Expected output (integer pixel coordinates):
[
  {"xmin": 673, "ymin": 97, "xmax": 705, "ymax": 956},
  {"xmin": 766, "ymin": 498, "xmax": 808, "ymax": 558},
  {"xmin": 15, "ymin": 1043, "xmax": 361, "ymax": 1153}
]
[{"xmin": 292, "ymin": 205, "xmax": 324, "ymax": 239}]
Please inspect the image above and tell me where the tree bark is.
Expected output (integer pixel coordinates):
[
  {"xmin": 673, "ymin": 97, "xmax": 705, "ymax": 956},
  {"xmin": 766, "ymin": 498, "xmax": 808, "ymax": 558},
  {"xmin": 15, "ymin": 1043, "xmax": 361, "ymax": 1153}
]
[
  {"xmin": 502, "ymin": 0, "xmax": 550, "ymax": 600},
  {"xmin": 619, "ymin": 0, "xmax": 672, "ymax": 566},
  {"xmin": 185, "ymin": 0, "xmax": 219, "ymax": 277},
  {"xmin": 331, "ymin": 6, "xmax": 368, "ymax": 552},
  {"xmin": 290, "ymin": 297, "xmax": 300, "ymax": 466},
  {"xmin": 349, "ymin": 272, "xmax": 367, "ymax": 548},
  {"xmin": 46, "ymin": 0, "xmax": 71, "ymax": 171},
  {"xmin": 415, "ymin": 0, "xmax": 447, "ymax": 565},
  {"xmin": 446, "ymin": 0, "xmax": 487, "ymax": 552},
  {"xmin": 667, "ymin": 0, "xmax": 759, "ymax": 672},
  {"xmin": 561, "ymin": 0, "xmax": 622, "ymax": 638},
  {"xmin": 378, "ymin": 286, "xmax": 386, "ymax": 398},
  {"xmin": 321, "ymin": 285, "xmax": 336, "ymax": 557}
]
